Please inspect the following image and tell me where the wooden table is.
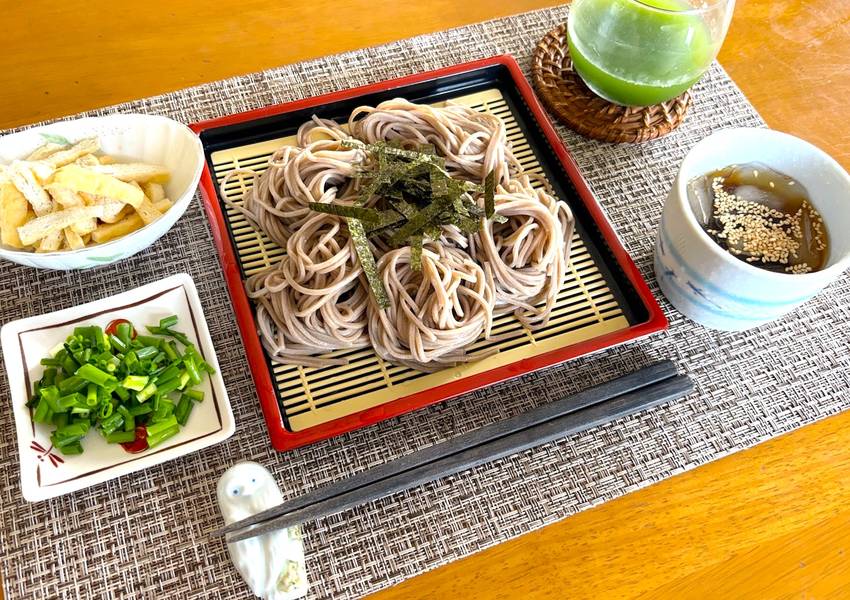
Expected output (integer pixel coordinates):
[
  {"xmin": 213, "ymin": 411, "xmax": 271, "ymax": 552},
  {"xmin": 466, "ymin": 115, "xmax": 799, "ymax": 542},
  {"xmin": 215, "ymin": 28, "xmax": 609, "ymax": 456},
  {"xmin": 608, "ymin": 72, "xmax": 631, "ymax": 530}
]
[{"xmin": 3, "ymin": 1, "xmax": 849, "ymax": 598}]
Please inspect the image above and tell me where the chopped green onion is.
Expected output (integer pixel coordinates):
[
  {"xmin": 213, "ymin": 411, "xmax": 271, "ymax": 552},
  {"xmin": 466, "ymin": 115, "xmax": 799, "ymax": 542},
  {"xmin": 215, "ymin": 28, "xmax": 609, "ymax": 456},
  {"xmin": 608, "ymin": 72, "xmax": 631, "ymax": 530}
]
[
  {"xmin": 146, "ymin": 425, "xmax": 179, "ymax": 449},
  {"xmin": 122, "ymin": 375, "xmax": 149, "ymax": 391},
  {"xmin": 40, "ymin": 132, "xmax": 70, "ymax": 146},
  {"xmin": 30, "ymin": 316, "xmax": 211, "ymax": 455},
  {"xmin": 164, "ymin": 329, "xmax": 191, "ymax": 347},
  {"xmin": 177, "ymin": 371, "xmax": 191, "ymax": 390},
  {"xmin": 134, "ymin": 346, "xmax": 159, "ymax": 361},
  {"xmin": 99, "ymin": 401, "xmax": 114, "ymax": 419},
  {"xmin": 154, "ymin": 365, "xmax": 180, "ymax": 384},
  {"xmin": 123, "ymin": 351, "xmax": 139, "ymax": 371},
  {"xmin": 151, "ymin": 399, "xmax": 175, "ymax": 423},
  {"xmin": 75, "ymin": 363, "xmax": 117, "ymax": 388},
  {"xmin": 56, "ymin": 441, "xmax": 83, "ymax": 455},
  {"xmin": 156, "ymin": 377, "xmax": 182, "ymax": 396},
  {"xmin": 183, "ymin": 356, "xmax": 202, "ymax": 386},
  {"xmin": 109, "ymin": 334, "xmax": 128, "ymax": 353},
  {"xmin": 61, "ymin": 355, "xmax": 78, "ymax": 375},
  {"xmin": 136, "ymin": 382, "xmax": 157, "ymax": 403},
  {"xmin": 129, "ymin": 404, "xmax": 152, "ymax": 416},
  {"xmin": 106, "ymin": 431, "xmax": 136, "ymax": 444},
  {"xmin": 100, "ymin": 412, "xmax": 124, "ymax": 436},
  {"xmin": 59, "ymin": 392, "xmax": 86, "ymax": 410},
  {"xmin": 33, "ymin": 398, "xmax": 52, "ymax": 423},
  {"xmin": 40, "ymin": 386, "xmax": 64, "ymax": 413},
  {"xmin": 158, "ymin": 315, "xmax": 179, "ymax": 329},
  {"xmin": 52, "ymin": 412, "xmax": 69, "ymax": 429},
  {"xmin": 146, "ymin": 415, "xmax": 177, "ymax": 436},
  {"xmin": 135, "ymin": 335, "xmax": 162, "ymax": 348},
  {"xmin": 117, "ymin": 405, "xmax": 135, "ymax": 432},
  {"xmin": 162, "ymin": 341, "xmax": 179, "ymax": 361},
  {"xmin": 183, "ymin": 389, "xmax": 204, "ymax": 403},
  {"xmin": 85, "ymin": 383, "xmax": 98, "ymax": 407},
  {"xmin": 146, "ymin": 326, "xmax": 192, "ymax": 347},
  {"xmin": 43, "ymin": 368, "xmax": 58, "ymax": 387},
  {"xmin": 175, "ymin": 395, "xmax": 194, "ymax": 426},
  {"xmin": 115, "ymin": 322, "xmax": 132, "ymax": 345}
]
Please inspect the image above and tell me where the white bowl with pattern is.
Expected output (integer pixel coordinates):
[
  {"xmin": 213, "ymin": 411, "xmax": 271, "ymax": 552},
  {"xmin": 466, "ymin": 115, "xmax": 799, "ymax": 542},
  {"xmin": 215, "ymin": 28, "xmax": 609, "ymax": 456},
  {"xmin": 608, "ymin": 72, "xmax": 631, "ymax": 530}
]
[
  {"xmin": 0, "ymin": 113, "xmax": 203, "ymax": 270},
  {"xmin": 1, "ymin": 273, "xmax": 235, "ymax": 501},
  {"xmin": 654, "ymin": 127, "xmax": 850, "ymax": 331}
]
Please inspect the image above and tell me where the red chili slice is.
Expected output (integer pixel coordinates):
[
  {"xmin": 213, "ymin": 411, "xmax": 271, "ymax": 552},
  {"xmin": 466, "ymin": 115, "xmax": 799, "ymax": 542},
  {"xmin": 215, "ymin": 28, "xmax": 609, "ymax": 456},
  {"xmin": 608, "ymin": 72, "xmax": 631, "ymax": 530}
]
[{"xmin": 120, "ymin": 426, "xmax": 149, "ymax": 454}]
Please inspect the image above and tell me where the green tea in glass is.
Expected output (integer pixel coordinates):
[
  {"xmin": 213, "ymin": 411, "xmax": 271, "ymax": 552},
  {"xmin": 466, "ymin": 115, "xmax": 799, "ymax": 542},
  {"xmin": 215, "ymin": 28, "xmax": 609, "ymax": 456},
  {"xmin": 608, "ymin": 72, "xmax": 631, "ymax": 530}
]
[{"xmin": 567, "ymin": 0, "xmax": 735, "ymax": 107}]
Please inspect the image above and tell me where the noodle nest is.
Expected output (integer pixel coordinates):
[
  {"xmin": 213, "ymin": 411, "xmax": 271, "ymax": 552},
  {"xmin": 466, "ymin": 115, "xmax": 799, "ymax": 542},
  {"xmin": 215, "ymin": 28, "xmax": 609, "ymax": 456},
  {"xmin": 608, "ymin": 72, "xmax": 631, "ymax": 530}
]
[
  {"xmin": 225, "ymin": 98, "xmax": 576, "ymax": 370},
  {"xmin": 368, "ymin": 244, "xmax": 495, "ymax": 372}
]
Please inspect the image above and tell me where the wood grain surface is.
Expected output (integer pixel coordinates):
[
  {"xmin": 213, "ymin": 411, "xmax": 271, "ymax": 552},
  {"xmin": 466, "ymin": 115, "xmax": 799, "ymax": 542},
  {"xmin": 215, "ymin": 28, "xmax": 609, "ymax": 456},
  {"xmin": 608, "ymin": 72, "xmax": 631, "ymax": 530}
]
[
  {"xmin": 2, "ymin": 1, "xmax": 849, "ymax": 599},
  {"xmin": 372, "ymin": 408, "xmax": 850, "ymax": 600}
]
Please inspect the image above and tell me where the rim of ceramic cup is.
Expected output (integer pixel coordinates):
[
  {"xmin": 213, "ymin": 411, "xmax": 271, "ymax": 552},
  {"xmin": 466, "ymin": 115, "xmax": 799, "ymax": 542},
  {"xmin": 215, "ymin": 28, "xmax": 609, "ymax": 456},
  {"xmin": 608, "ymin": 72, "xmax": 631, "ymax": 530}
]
[{"xmin": 675, "ymin": 127, "xmax": 850, "ymax": 281}]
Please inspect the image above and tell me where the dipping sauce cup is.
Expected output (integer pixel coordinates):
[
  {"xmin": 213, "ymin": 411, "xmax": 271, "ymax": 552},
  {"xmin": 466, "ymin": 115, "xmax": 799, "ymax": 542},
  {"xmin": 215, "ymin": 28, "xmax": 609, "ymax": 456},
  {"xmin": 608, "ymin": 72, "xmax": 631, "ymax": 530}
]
[{"xmin": 654, "ymin": 127, "xmax": 850, "ymax": 331}]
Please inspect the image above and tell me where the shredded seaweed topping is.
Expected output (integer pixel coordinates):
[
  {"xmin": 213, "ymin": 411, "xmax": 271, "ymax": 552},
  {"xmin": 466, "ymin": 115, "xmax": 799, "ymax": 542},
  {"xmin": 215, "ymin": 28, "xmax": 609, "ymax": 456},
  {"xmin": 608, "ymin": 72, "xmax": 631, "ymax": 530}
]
[
  {"xmin": 348, "ymin": 218, "xmax": 390, "ymax": 309},
  {"xmin": 308, "ymin": 202, "xmax": 383, "ymax": 223},
  {"xmin": 312, "ymin": 141, "xmax": 499, "ymax": 304},
  {"xmin": 484, "ymin": 170, "xmax": 496, "ymax": 219}
]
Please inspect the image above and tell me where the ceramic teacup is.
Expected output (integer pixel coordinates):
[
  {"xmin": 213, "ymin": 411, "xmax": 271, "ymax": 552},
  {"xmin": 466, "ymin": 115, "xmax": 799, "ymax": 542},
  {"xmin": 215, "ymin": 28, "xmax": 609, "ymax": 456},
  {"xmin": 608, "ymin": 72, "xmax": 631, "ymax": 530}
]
[{"xmin": 654, "ymin": 127, "xmax": 850, "ymax": 331}]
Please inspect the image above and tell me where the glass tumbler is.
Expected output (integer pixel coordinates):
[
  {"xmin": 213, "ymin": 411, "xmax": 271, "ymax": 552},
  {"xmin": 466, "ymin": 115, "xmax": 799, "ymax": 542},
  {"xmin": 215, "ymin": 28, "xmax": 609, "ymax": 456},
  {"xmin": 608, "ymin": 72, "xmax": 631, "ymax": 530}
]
[{"xmin": 567, "ymin": 0, "xmax": 735, "ymax": 107}]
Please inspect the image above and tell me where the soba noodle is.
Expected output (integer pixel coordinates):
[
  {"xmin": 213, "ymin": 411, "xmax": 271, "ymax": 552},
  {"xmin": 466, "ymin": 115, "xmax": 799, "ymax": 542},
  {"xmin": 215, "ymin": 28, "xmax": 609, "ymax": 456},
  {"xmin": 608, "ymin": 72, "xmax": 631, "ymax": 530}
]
[
  {"xmin": 469, "ymin": 175, "xmax": 575, "ymax": 328},
  {"xmin": 224, "ymin": 138, "xmax": 364, "ymax": 246},
  {"xmin": 225, "ymin": 97, "xmax": 577, "ymax": 370},
  {"xmin": 244, "ymin": 212, "xmax": 369, "ymax": 367},
  {"xmin": 349, "ymin": 99, "xmax": 519, "ymax": 185},
  {"xmin": 367, "ymin": 244, "xmax": 495, "ymax": 372}
]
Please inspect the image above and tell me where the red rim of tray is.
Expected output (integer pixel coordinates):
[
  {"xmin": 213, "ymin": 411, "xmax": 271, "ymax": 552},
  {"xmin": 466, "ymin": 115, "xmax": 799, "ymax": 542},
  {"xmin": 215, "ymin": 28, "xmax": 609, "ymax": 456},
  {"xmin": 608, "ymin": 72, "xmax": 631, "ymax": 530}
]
[{"xmin": 190, "ymin": 54, "xmax": 668, "ymax": 451}]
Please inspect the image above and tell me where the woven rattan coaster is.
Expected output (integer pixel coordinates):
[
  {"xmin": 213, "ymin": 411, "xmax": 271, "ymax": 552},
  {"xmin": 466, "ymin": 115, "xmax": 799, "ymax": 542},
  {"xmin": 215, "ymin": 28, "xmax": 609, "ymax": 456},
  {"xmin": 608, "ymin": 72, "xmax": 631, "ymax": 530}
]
[{"xmin": 531, "ymin": 23, "xmax": 692, "ymax": 143}]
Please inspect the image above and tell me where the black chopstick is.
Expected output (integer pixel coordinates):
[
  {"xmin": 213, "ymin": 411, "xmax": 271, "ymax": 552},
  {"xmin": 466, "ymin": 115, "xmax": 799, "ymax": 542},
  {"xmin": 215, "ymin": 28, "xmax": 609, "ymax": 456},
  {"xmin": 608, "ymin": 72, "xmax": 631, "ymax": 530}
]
[
  {"xmin": 215, "ymin": 361, "xmax": 688, "ymax": 542},
  {"xmin": 214, "ymin": 361, "xmax": 676, "ymax": 539},
  {"xmin": 226, "ymin": 373, "xmax": 692, "ymax": 542}
]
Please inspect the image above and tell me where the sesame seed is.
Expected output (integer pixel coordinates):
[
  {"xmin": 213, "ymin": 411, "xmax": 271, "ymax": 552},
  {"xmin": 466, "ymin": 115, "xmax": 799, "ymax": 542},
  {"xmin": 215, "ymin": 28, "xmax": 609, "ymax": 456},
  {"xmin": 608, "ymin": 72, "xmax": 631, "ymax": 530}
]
[{"xmin": 705, "ymin": 175, "xmax": 827, "ymax": 273}]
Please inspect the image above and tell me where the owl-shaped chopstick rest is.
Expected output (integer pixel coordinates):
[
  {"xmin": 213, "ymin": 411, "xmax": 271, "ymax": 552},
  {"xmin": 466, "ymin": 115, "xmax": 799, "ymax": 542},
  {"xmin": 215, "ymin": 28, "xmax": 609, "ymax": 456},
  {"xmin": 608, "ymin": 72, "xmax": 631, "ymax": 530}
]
[{"xmin": 217, "ymin": 462, "xmax": 309, "ymax": 600}]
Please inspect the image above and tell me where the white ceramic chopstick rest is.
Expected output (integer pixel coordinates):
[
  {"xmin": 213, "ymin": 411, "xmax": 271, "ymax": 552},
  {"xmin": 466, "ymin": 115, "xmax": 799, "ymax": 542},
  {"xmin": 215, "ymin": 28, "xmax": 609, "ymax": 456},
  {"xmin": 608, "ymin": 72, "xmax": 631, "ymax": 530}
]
[{"xmin": 217, "ymin": 462, "xmax": 308, "ymax": 600}]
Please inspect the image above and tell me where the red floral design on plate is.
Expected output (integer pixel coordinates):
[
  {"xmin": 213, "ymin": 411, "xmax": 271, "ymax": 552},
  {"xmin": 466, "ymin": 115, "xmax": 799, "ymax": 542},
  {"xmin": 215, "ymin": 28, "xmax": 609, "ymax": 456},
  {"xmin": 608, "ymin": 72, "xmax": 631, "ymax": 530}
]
[{"xmin": 30, "ymin": 440, "xmax": 64, "ymax": 468}]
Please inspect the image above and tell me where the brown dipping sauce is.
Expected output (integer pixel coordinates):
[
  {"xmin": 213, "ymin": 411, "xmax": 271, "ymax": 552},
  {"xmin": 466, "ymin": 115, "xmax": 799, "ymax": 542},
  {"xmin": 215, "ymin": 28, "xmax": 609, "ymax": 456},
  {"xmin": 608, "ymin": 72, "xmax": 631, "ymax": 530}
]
[{"xmin": 687, "ymin": 162, "xmax": 829, "ymax": 274}]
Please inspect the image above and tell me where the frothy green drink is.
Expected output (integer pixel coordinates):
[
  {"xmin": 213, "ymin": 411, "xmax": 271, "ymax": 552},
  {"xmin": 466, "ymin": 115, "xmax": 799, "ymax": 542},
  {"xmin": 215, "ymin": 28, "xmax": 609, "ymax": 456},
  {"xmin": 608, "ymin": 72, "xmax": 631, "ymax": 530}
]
[{"xmin": 567, "ymin": 0, "xmax": 716, "ymax": 106}]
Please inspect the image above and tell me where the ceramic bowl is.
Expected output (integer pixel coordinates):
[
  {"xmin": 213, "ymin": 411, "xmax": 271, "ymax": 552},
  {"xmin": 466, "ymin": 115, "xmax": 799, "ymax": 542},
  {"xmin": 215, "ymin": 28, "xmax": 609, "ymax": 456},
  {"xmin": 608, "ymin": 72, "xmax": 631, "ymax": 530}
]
[
  {"xmin": 0, "ymin": 273, "xmax": 235, "ymax": 501},
  {"xmin": 654, "ymin": 127, "xmax": 850, "ymax": 331},
  {"xmin": 0, "ymin": 114, "xmax": 203, "ymax": 270}
]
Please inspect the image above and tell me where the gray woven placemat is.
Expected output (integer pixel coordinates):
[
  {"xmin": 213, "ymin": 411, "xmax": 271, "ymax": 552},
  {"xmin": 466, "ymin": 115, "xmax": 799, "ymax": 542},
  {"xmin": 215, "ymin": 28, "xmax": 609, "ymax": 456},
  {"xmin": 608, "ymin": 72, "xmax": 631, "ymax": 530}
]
[{"xmin": 2, "ymin": 6, "xmax": 848, "ymax": 599}]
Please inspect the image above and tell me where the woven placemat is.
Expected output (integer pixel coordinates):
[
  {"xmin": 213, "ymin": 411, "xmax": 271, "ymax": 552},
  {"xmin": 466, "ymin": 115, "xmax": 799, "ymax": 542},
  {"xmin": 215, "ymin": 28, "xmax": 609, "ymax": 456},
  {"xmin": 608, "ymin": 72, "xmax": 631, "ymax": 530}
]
[
  {"xmin": 2, "ymin": 6, "xmax": 849, "ymax": 600},
  {"xmin": 531, "ymin": 23, "xmax": 692, "ymax": 143}
]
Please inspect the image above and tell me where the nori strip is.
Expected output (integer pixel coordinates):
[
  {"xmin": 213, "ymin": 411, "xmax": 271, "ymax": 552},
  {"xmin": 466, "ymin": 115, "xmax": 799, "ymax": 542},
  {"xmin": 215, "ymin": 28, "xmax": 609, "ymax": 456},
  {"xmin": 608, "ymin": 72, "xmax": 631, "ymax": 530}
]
[
  {"xmin": 363, "ymin": 210, "xmax": 406, "ymax": 234},
  {"xmin": 388, "ymin": 195, "xmax": 452, "ymax": 246},
  {"xmin": 484, "ymin": 170, "xmax": 496, "ymax": 218},
  {"xmin": 308, "ymin": 202, "xmax": 383, "ymax": 223},
  {"xmin": 319, "ymin": 143, "xmax": 503, "ymax": 306},
  {"xmin": 410, "ymin": 236, "xmax": 424, "ymax": 272},
  {"xmin": 348, "ymin": 218, "xmax": 389, "ymax": 309}
]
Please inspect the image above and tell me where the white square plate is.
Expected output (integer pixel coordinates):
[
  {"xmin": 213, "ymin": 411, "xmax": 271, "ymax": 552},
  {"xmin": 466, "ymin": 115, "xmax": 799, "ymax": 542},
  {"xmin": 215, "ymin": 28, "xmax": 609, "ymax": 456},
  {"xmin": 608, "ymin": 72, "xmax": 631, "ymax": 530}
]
[{"xmin": 1, "ymin": 273, "xmax": 235, "ymax": 501}]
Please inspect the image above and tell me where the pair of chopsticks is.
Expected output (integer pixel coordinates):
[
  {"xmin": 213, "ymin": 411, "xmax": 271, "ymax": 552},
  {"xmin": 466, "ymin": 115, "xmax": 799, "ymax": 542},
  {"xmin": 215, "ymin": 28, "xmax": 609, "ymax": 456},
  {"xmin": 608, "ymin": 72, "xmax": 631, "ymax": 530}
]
[{"xmin": 214, "ymin": 360, "xmax": 692, "ymax": 543}]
